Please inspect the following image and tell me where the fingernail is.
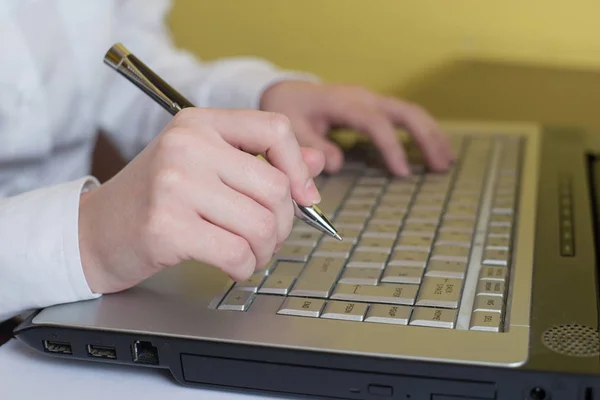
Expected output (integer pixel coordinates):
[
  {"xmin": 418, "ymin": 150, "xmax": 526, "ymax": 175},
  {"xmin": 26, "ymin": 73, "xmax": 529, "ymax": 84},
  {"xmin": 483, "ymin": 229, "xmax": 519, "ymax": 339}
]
[{"xmin": 305, "ymin": 179, "xmax": 321, "ymax": 204}]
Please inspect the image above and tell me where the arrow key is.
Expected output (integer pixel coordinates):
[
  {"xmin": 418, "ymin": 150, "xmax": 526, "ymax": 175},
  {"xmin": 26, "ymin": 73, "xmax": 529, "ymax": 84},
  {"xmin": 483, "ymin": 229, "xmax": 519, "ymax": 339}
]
[
  {"xmin": 218, "ymin": 289, "xmax": 255, "ymax": 311},
  {"xmin": 259, "ymin": 275, "xmax": 296, "ymax": 295}
]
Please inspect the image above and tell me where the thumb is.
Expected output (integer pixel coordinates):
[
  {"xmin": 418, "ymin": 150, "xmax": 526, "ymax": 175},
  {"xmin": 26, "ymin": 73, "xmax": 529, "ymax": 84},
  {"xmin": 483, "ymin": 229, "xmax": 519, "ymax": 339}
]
[{"xmin": 294, "ymin": 119, "xmax": 345, "ymax": 174}]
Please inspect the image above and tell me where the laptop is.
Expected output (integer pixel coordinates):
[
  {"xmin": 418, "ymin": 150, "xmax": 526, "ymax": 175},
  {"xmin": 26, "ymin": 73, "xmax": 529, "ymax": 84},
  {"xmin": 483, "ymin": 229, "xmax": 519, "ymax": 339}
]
[{"xmin": 13, "ymin": 121, "xmax": 600, "ymax": 399}]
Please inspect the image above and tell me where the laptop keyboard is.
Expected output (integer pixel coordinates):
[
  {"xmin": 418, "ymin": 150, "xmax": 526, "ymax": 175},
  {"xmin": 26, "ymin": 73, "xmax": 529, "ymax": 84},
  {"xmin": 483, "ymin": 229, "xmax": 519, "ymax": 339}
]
[{"xmin": 216, "ymin": 134, "xmax": 522, "ymax": 332}]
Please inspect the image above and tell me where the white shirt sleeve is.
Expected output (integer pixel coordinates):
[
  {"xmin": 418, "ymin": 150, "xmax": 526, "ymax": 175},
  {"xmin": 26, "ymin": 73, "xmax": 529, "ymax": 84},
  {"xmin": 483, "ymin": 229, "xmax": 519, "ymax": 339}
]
[
  {"xmin": 0, "ymin": 177, "xmax": 101, "ymax": 322},
  {"xmin": 98, "ymin": 0, "xmax": 318, "ymax": 161}
]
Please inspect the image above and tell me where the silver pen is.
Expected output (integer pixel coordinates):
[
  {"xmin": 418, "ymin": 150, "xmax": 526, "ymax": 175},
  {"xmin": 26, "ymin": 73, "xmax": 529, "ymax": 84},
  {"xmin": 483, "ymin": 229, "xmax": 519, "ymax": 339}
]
[{"xmin": 104, "ymin": 43, "xmax": 342, "ymax": 241}]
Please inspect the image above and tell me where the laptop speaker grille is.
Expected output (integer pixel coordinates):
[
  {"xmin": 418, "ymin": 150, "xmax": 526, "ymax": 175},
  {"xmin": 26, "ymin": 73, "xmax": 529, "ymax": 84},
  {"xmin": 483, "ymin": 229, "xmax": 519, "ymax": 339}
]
[{"xmin": 542, "ymin": 324, "xmax": 600, "ymax": 357}]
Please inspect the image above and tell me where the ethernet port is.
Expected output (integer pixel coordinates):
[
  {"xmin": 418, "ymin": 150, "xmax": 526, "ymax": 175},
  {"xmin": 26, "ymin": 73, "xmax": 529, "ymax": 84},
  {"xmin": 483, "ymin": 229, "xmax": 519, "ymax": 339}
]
[{"xmin": 132, "ymin": 341, "xmax": 159, "ymax": 365}]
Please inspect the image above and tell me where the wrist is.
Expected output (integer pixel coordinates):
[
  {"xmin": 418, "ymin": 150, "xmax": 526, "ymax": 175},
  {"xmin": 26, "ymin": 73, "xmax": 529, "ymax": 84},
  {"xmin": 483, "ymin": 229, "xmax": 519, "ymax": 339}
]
[{"xmin": 78, "ymin": 190, "xmax": 108, "ymax": 294}]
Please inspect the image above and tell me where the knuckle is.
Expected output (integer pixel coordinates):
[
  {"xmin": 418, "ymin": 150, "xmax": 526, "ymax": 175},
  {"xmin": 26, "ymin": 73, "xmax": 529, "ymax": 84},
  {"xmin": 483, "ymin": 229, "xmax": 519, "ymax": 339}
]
[
  {"xmin": 223, "ymin": 237, "xmax": 254, "ymax": 270},
  {"xmin": 156, "ymin": 127, "xmax": 189, "ymax": 156},
  {"xmin": 270, "ymin": 170, "xmax": 291, "ymax": 201},
  {"xmin": 255, "ymin": 211, "xmax": 278, "ymax": 242},
  {"xmin": 152, "ymin": 167, "xmax": 184, "ymax": 193},
  {"xmin": 267, "ymin": 112, "xmax": 293, "ymax": 140}
]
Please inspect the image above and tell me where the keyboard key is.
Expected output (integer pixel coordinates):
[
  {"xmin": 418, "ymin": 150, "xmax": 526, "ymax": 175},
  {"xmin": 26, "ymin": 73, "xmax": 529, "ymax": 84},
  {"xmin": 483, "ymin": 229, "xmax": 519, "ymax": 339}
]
[
  {"xmin": 435, "ymin": 231, "xmax": 472, "ymax": 246},
  {"xmin": 289, "ymin": 257, "xmax": 345, "ymax": 297},
  {"xmin": 351, "ymin": 186, "xmax": 382, "ymax": 196},
  {"xmin": 492, "ymin": 203, "xmax": 514, "ymax": 215},
  {"xmin": 418, "ymin": 186, "xmax": 448, "ymax": 196},
  {"xmin": 258, "ymin": 275, "xmax": 296, "ymax": 295},
  {"xmin": 331, "ymin": 283, "xmax": 418, "ymax": 305},
  {"xmin": 334, "ymin": 215, "xmax": 366, "ymax": 227},
  {"xmin": 446, "ymin": 203, "xmax": 478, "ymax": 215},
  {"xmin": 412, "ymin": 197, "xmax": 445, "ymax": 208},
  {"xmin": 358, "ymin": 176, "xmax": 388, "ymax": 186},
  {"xmin": 347, "ymin": 251, "xmax": 389, "ymax": 268},
  {"xmin": 365, "ymin": 304, "xmax": 412, "ymax": 325},
  {"xmin": 271, "ymin": 261, "xmax": 305, "ymax": 277},
  {"xmin": 388, "ymin": 250, "xmax": 429, "ymax": 268},
  {"xmin": 378, "ymin": 201, "xmax": 411, "ymax": 211},
  {"xmin": 276, "ymin": 244, "xmax": 313, "ymax": 262},
  {"xmin": 336, "ymin": 209, "xmax": 370, "ymax": 218},
  {"xmin": 439, "ymin": 219, "xmax": 475, "ymax": 233},
  {"xmin": 482, "ymin": 249, "xmax": 510, "ymax": 266},
  {"xmin": 277, "ymin": 297, "xmax": 325, "ymax": 317},
  {"xmin": 416, "ymin": 277, "xmax": 463, "ymax": 308},
  {"xmin": 321, "ymin": 301, "xmax": 368, "ymax": 321},
  {"xmin": 362, "ymin": 222, "xmax": 401, "ymax": 238},
  {"xmin": 488, "ymin": 225, "xmax": 511, "ymax": 236},
  {"xmin": 285, "ymin": 231, "xmax": 323, "ymax": 246},
  {"xmin": 447, "ymin": 196, "xmax": 479, "ymax": 207},
  {"xmin": 218, "ymin": 290, "xmax": 255, "ymax": 311},
  {"xmin": 479, "ymin": 266, "xmax": 507, "ymax": 281},
  {"xmin": 430, "ymin": 245, "xmax": 470, "ymax": 262},
  {"xmin": 402, "ymin": 221, "xmax": 437, "ymax": 237},
  {"xmin": 356, "ymin": 237, "xmax": 395, "ymax": 253},
  {"xmin": 313, "ymin": 241, "xmax": 354, "ymax": 258},
  {"xmin": 470, "ymin": 311, "xmax": 502, "ymax": 332},
  {"xmin": 444, "ymin": 213, "xmax": 477, "ymax": 222},
  {"xmin": 409, "ymin": 307, "xmax": 456, "ymax": 329},
  {"xmin": 476, "ymin": 280, "xmax": 506, "ymax": 297},
  {"xmin": 423, "ymin": 174, "xmax": 451, "ymax": 183},
  {"xmin": 345, "ymin": 197, "xmax": 376, "ymax": 206},
  {"xmin": 381, "ymin": 266, "xmax": 424, "ymax": 284},
  {"xmin": 338, "ymin": 267, "xmax": 382, "ymax": 285},
  {"xmin": 473, "ymin": 295, "xmax": 504, "ymax": 313},
  {"xmin": 490, "ymin": 214, "xmax": 513, "ymax": 226},
  {"xmin": 395, "ymin": 235, "xmax": 433, "ymax": 251},
  {"xmin": 234, "ymin": 272, "xmax": 268, "ymax": 292},
  {"xmin": 379, "ymin": 192, "xmax": 412, "ymax": 202},
  {"xmin": 425, "ymin": 260, "xmax": 467, "ymax": 278},
  {"xmin": 342, "ymin": 202, "xmax": 373, "ymax": 213},
  {"xmin": 485, "ymin": 236, "xmax": 510, "ymax": 249},
  {"xmin": 370, "ymin": 208, "xmax": 407, "ymax": 221},
  {"xmin": 407, "ymin": 210, "xmax": 441, "ymax": 223},
  {"xmin": 387, "ymin": 181, "xmax": 418, "ymax": 194}
]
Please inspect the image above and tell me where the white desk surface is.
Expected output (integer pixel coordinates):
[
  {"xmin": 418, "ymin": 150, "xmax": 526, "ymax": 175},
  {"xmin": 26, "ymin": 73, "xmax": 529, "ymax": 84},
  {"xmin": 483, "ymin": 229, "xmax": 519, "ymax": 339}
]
[{"xmin": 0, "ymin": 339, "xmax": 281, "ymax": 400}]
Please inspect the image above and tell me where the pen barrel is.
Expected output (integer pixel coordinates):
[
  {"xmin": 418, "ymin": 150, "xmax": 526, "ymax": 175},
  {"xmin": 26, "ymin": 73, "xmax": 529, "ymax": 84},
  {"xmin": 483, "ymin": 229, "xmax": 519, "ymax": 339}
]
[
  {"xmin": 125, "ymin": 54, "xmax": 195, "ymax": 113},
  {"xmin": 104, "ymin": 43, "xmax": 194, "ymax": 116}
]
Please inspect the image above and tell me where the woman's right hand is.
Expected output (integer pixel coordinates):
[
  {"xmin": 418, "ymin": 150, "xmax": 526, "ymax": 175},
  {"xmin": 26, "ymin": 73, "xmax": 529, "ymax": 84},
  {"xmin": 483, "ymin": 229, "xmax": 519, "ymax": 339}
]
[{"xmin": 78, "ymin": 108, "xmax": 325, "ymax": 294}]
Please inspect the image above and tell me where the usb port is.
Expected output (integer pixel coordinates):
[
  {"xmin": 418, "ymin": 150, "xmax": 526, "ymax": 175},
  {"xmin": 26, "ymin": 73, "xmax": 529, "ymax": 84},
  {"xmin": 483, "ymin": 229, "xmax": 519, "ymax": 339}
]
[
  {"xmin": 87, "ymin": 344, "xmax": 117, "ymax": 359},
  {"xmin": 43, "ymin": 340, "xmax": 72, "ymax": 355}
]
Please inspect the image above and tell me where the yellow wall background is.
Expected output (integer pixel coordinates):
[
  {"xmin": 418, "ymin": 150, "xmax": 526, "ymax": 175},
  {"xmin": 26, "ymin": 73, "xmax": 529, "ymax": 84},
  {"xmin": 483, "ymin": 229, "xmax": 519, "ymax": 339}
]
[{"xmin": 168, "ymin": 0, "xmax": 600, "ymax": 94}]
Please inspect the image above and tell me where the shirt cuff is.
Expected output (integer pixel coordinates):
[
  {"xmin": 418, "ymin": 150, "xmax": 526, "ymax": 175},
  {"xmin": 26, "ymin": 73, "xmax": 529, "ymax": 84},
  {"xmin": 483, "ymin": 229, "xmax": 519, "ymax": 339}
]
[
  {"xmin": 198, "ymin": 58, "xmax": 321, "ymax": 110},
  {"xmin": 0, "ymin": 176, "xmax": 101, "ymax": 321},
  {"xmin": 64, "ymin": 176, "xmax": 102, "ymax": 299}
]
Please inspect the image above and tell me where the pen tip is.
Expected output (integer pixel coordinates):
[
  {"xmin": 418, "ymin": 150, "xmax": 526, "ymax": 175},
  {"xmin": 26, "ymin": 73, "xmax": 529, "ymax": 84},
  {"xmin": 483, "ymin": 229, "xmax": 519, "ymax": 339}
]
[{"xmin": 333, "ymin": 232, "xmax": 343, "ymax": 241}]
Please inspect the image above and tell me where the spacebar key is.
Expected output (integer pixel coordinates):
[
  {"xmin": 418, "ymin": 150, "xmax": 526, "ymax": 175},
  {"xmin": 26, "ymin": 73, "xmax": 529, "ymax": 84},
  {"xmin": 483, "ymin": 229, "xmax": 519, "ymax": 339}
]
[
  {"xmin": 289, "ymin": 257, "xmax": 345, "ymax": 298},
  {"xmin": 331, "ymin": 283, "xmax": 418, "ymax": 305}
]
